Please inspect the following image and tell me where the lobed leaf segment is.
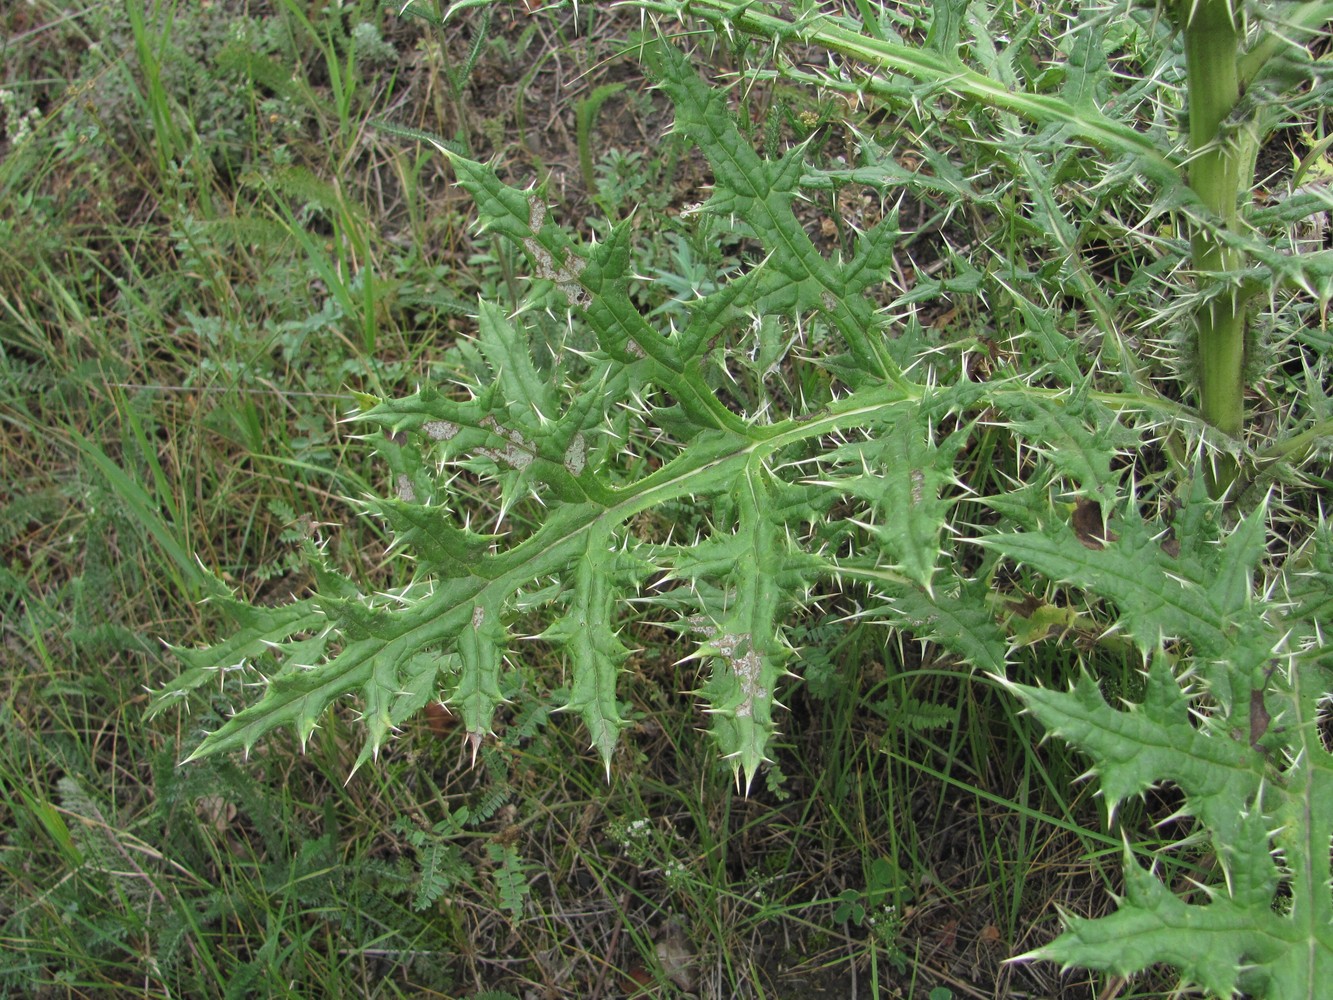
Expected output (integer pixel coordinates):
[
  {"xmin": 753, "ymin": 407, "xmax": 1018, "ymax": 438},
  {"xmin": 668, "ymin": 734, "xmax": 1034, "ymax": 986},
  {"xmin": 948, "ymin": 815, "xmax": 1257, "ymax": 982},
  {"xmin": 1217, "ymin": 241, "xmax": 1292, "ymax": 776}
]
[
  {"xmin": 163, "ymin": 5, "xmax": 1333, "ymax": 993},
  {"xmin": 996, "ymin": 505, "xmax": 1332, "ymax": 998},
  {"xmin": 165, "ymin": 40, "xmax": 1072, "ymax": 788}
]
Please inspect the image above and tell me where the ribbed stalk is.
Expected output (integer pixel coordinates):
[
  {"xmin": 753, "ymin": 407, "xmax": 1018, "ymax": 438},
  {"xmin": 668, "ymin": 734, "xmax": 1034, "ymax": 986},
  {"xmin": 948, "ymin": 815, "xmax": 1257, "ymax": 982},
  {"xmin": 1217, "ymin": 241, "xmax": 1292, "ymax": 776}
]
[{"xmin": 1181, "ymin": 0, "xmax": 1251, "ymax": 440}]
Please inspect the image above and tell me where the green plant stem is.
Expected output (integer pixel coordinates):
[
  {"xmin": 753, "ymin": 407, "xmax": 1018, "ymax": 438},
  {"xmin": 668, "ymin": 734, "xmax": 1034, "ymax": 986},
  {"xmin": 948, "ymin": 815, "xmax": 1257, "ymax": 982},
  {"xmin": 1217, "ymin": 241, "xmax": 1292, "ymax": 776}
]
[
  {"xmin": 1255, "ymin": 417, "xmax": 1333, "ymax": 463},
  {"xmin": 1181, "ymin": 0, "xmax": 1252, "ymax": 442},
  {"xmin": 577, "ymin": 83, "xmax": 628, "ymax": 201},
  {"xmin": 651, "ymin": 0, "xmax": 1301, "ymax": 453},
  {"xmin": 638, "ymin": 0, "xmax": 1181, "ymax": 186}
]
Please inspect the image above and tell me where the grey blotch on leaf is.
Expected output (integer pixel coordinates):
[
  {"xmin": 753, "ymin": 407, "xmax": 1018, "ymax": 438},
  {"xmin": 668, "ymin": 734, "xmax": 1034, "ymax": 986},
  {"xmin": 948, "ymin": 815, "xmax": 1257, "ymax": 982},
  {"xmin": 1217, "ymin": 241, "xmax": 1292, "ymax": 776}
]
[
  {"xmin": 423, "ymin": 420, "xmax": 459, "ymax": 441},
  {"xmin": 563, "ymin": 434, "xmax": 587, "ymax": 476}
]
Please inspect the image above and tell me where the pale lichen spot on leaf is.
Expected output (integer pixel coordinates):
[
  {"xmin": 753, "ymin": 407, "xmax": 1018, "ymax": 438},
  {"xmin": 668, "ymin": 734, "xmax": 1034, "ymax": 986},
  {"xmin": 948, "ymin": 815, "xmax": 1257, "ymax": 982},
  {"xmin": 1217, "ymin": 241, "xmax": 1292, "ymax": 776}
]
[
  {"xmin": 423, "ymin": 420, "xmax": 459, "ymax": 441},
  {"xmin": 732, "ymin": 648, "xmax": 767, "ymax": 718},
  {"xmin": 688, "ymin": 614, "xmax": 716, "ymax": 637},
  {"xmin": 524, "ymin": 194, "xmax": 590, "ymax": 308},
  {"xmin": 479, "ymin": 440, "xmax": 535, "ymax": 470},
  {"xmin": 478, "ymin": 415, "xmax": 535, "ymax": 469},
  {"xmin": 711, "ymin": 632, "xmax": 768, "ymax": 718},
  {"xmin": 564, "ymin": 433, "xmax": 587, "ymax": 476}
]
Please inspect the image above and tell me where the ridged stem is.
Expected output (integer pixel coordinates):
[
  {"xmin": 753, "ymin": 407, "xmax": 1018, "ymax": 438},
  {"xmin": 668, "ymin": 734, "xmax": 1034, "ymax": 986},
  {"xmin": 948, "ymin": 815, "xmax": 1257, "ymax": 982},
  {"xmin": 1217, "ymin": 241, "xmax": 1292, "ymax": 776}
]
[{"xmin": 1182, "ymin": 0, "xmax": 1251, "ymax": 442}]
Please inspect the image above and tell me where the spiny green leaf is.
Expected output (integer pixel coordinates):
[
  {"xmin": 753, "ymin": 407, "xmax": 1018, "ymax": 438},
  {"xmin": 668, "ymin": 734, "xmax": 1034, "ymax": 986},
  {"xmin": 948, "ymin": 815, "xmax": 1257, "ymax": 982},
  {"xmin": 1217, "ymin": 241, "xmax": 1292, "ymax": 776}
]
[
  {"xmin": 1003, "ymin": 654, "xmax": 1265, "ymax": 840},
  {"xmin": 172, "ymin": 16, "xmax": 1284, "ymax": 882},
  {"xmin": 352, "ymin": 651, "xmax": 443, "ymax": 773},
  {"xmin": 474, "ymin": 298, "xmax": 561, "ymax": 427},
  {"xmin": 683, "ymin": 467, "xmax": 804, "ymax": 787},
  {"xmin": 152, "ymin": 598, "xmax": 324, "ymax": 720},
  {"xmin": 455, "ymin": 598, "xmax": 508, "ymax": 749},
  {"xmin": 925, "ymin": 0, "xmax": 968, "ymax": 59},
  {"xmin": 1282, "ymin": 519, "xmax": 1333, "ymax": 630},
  {"xmin": 857, "ymin": 576, "xmax": 1008, "ymax": 676},
  {"xmin": 1060, "ymin": 8, "xmax": 1112, "ymax": 111},
  {"xmin": 365, "ymin": 378, "xmax": 610, "ymax": 508},
  {"xmin": 641, "ymin": 40, "xmax": 898, "ymax": 383},
  {"xmin": 1028, "ymin": 836, "xmax": 1280, "ymax": 997},
  {"xmin": 443, "ymin": 145, "xmax": 741, "ymax": 431},
  {"xmin": 543, "ymin": 534, "xmax": 637, "ymax": 771},
  {"xmin": 986, "ymin": 387, "xmax": 1132, "ymax": 502},
  {"xmin": 182, "ymin": 635, "xmax": 377, "ymax": 762},
  {"xmin": 1006, "ymin": 653, "xmax": 1333, "ymax": 997},
  {"xmin": 982, "ymin": 499, "xmax": 1269, "ymax": 662},
  {"xmin": 813, "ymin": 403, "xmax": 971, "ymax": 590},
  {"xmin": 361, "ymin": 497, "xmax": 498, "ymax": 568}
]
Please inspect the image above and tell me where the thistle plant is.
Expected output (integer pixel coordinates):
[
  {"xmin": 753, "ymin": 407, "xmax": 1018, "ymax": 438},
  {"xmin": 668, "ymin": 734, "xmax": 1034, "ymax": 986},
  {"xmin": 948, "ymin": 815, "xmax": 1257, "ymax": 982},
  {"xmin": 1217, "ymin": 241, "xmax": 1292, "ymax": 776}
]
[
  {"xmin": 161, "ymin": 0, "xmax": 1333, "ymax": 994},
  {"xmin": 657, "ymin": 0, "xmax": 1333, "ymax": 447}
]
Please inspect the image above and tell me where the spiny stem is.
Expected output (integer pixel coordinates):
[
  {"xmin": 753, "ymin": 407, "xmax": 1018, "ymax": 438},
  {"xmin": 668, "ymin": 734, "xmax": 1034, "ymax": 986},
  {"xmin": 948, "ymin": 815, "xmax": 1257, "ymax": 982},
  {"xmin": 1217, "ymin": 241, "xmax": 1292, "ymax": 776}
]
[{"xmin": 1180, "ymin": 0, "xmax": 1254, "ymax": 445}]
